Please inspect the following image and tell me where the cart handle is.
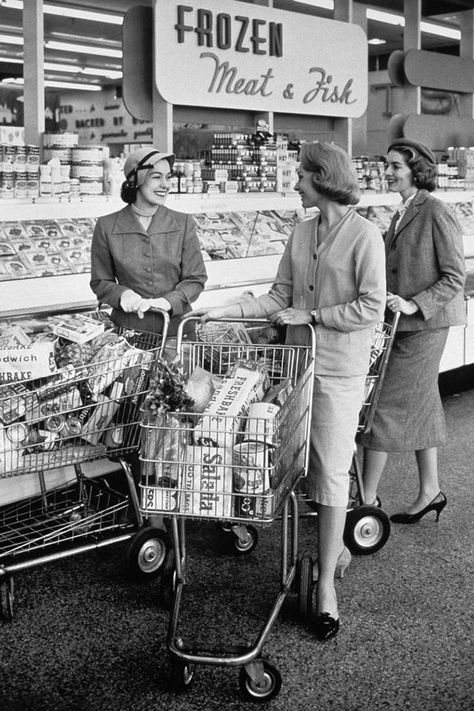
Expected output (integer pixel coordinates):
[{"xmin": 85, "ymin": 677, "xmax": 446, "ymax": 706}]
[{"xmin": 176, "ymin": 314, "xmax": 316, "ymax": 357}]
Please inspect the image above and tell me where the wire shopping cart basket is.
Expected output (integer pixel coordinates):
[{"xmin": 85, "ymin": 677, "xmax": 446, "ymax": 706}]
[
  {"xmin": 139, "ymin": 316, "xmax": 316, "ymax": 702},
  {"xmin": 299, "ymin": 311, "xmax": 400, "ymax": 556},
  {"xmin": 0, "ymin": 309, "xmax": 170, "ymax": 621}
]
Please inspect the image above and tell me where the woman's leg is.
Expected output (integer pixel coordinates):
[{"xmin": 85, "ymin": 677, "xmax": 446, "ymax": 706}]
[
  {"xmin": 362, "ymin": 448, "xmax": 388, "ymax": 505},
  {"xmin": 316, "ymin": 504, "xmax": 347, "ymax": 618},
  {"xmin": 406, "ymin": 446, "xmax": 441, "ymax": 513}
]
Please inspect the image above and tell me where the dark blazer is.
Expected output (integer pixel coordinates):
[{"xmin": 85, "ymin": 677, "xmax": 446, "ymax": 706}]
[{"xmin": 385, "ymin": 190, "xmax": 466, "ymax": 331}]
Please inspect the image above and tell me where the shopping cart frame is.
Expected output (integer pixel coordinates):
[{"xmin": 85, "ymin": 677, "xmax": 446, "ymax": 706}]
[
  {"xmin": 300, "ymin": 311, "xmax": 400, "ymax": 555},
  {"xmin": 139, "ymin": 316, "xmax": 316, "ymax": 702},
  {"xmin": 0, "ymin": 309, "xmax": 170, "ymax": 622}
]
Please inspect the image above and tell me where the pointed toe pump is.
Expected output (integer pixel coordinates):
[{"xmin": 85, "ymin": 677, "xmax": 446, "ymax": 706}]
[
  {"xmin": 390, "ymin": 492, "xmax": 447, "ymax": 524},
  {"xmin": 314, "ymin": 613, "xmax": 340, "ymax": 641}
]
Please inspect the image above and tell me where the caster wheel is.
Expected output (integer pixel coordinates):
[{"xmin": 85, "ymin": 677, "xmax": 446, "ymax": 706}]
[
  {"xmin": 169, "ymin": 657, "xmax": 195, "ymax": 691},
  {"xmin": 239, "ymin": 659, "xmax": 282, "ymax": 702},
  {"xmin": 344, "ymin": 505, "xmax": 391, "ymax": 555},
  {"xmin": 296, "ymin": 554, "xmax": 314, "ymax": 618},
  {"xmin": 160, "ymin": 550, "xmax": 176, "ymax": 609},
  {"xmin": 233, "ymin": 524, "xmax": 259, "ymax": 554},
  {"xmin": 0, "ymin": 578, "xmax": 14, "ymax": 622},
  {"xmin": 127, "ymin": 527, "xmax": 169, "ymax": 579}
]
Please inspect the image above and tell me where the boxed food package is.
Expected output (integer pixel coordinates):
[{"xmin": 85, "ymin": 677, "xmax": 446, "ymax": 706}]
[
  {"xmin": 234, "ymin": 491, "xmax": 275, "ymax": 520},
  {"xmin": 193, "ymin": 361, "xmax": 269, "ymax": 449},
  {"xmin": 48, "ymin": 313, "xmax": 105, "ymax": 344},
  {"xmin": 180, "ymin": 444, "xmax": 233, "ymax": 518},
  {"xmin": 0, "ymin": 340, "xmax": 57, "ymax": 384}
]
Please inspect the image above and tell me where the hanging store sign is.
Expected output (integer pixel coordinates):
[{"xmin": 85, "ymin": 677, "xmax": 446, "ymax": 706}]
[{"xmin": 154, "ymin": 0, "xmax": 368, "ymax": 117}]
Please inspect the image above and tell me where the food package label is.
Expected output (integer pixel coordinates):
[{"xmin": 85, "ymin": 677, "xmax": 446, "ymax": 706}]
[
  {"xmin": 0, "ymin": 341, "xmax": 57, "ymax": 384},
  {"xmin": 24, "ymin": 386, "xmax": 82, "ymax": 424},
  {"xmin": 234, "ymin": 492, "xmax": 275, "ymax": 520},
  {"xmin": 140, "ymin": 484, "xmax": 179, "ymax": 513},
  {"xmin": 180, "ymin": 445, "xmax": 233, "ymax": 518},
  {"xmin": 193, "ymin": 365, "xmax": 268, "ymax": 449}
]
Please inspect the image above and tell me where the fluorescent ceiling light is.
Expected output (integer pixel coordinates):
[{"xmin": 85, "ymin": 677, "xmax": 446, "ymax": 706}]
[
  {"xmin": 0, "ymin": 33, "xmax": 23, "ymax": 45},
  {"xmin": 3, "ymin": 77, "xmax": 102, "ymax": 91},
  {"xmin": 43, "ymin": 62, "xmax": 121, "ymax": 79},
  {"xmin": 366, "ymin": 8, "xmax": 460, "ymax": 40},
  {"xmin": 1, "ymin": 0, "xmax": 123, "ymax": 25},
  {"xmin": 293, "ymin": 0, "xmax": 334, "ymax": 8},
  {"xmin": 368, "ymin": 38, "xmax": 386, "ymax": 45},
  {"xmin": 45, "ymin": 40, "xmax": 122, "ymax": 58}
]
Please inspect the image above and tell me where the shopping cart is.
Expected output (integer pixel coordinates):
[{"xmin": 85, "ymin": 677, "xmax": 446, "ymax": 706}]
[
  {"xmin": 300, "ymin": 311, "xmax": 400, "ymax": 555},
  {"xmin": 344, "ymin": 311, "xmax": 400, "ymax": 553},
  {"xmin": 0, "ymin": 310, "xmax": 170, "ymax": 621},
  {"xmin": 139, "ymin": 317, "xmax": 315, "ymax": 702}
]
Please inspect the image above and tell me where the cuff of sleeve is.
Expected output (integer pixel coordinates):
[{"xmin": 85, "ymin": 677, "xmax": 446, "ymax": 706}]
[{"xmin": 162, "ymin": 291, "xmax": 184, "ymax": 315}]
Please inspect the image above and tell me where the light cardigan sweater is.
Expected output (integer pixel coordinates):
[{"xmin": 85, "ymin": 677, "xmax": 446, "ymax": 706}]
[{"xmin": 239, "ymin": 209, "xmax": 386, "ymax": 376}]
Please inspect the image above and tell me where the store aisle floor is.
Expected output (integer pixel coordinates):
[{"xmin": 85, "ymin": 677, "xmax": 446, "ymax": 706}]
[{"xmin": 0, "ymin": 387, "xmax": 473, "ymax": 711}]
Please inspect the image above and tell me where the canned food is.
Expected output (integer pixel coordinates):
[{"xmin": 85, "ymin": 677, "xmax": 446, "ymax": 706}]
[
  {"xmin": 5, "ymin": 422, "xmax": 29, "ymax": 443},
  {"xmin": 44, "ymin": 414, "xmax": 66, "ymax": 433},
  {"xmin": 243, "ymin": 402, "xmax": 280, "ymax": 444},
  {"xmin": 232, "ymin": 441, "xmax": 272, "ymax": 494},
  {"xmin": 62, "ymin": 416, "xmax": 83, "ymax": 437}
]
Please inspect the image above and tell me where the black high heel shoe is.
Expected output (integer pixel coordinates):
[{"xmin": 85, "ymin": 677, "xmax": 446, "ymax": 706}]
[
  {"xmin": 314, "ymin": 613, "xmax": 340, "ymax": 641},
  {"xmin": 390, "ymin": 491, "xmax": 447, "ymax": 524}
]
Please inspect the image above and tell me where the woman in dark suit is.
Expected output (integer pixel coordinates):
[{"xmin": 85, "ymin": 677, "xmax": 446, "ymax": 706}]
[{"xmin": 359, "ymin": 139, "xmax": 466, "ymax": 523}]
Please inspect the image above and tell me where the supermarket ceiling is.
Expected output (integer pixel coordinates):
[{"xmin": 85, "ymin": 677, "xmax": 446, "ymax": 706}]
[{"xmin": 0, "ymin": 0, "xmax": 473, "ymax": 92}]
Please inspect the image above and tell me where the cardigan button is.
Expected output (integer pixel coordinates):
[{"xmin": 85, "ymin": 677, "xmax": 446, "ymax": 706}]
[{"xmin": 308, "ymin": 285, "xmax": 314, "ymax": 291}]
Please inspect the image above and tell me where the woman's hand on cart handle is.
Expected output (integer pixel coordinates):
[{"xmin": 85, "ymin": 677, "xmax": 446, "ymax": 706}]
[
  {"xmin": 193, "ymin": 303, "xmax": 244, "ymax": 322},
  {"xmin": 120, "ymin": 290, "xmax": 170, "ymax": 319},
  {"xmin": 270, "ymin": 308, "xmax": 312, "ymax": 326},
  {"xmin": 386, "ymin": 292, "xmax": 418, "ymax": 316}
]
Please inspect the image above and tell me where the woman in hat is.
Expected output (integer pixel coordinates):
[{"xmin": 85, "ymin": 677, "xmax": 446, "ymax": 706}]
[
  {"xmin": 194, "ymin": 142, "xmax": 386, "ymax": 641},
  {"xmin": 359, "ymin": 139, "xmax": 466, "ymax": 523},
  {"xmin": 90, "ymin": 147, "xmax": 207, "ymax": 336}
]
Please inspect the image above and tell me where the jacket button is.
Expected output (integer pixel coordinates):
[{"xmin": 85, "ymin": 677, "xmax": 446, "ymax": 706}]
[
  {"xmin": 313, "ymin": 254, "xmax": 317, "ymax": 260},
  {"xmin": 309, "ymin": 285, "xmax": 314, "ymax": 291},
  {"xmin": 391, "ymin": 268, "xmax": 398, "ymax": 274}
]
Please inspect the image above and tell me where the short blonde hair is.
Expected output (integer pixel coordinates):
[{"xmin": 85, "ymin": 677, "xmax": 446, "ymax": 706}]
[{"xmin": 299, "ymin": 142, "xmax": 360, "ymax": 205}]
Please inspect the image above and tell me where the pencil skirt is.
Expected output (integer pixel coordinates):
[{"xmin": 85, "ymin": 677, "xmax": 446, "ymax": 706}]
[
  {"xmin": 303, "ymin": 373, "xmax": 367, "ymax": 507},
  {"xmin": 357, "ymin": 328, "xmax": 448, "ymax": 452}
]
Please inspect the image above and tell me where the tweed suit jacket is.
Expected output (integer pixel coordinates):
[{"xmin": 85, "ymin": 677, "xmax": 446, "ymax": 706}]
[
  {"xmin": 239, "ymin": 209, "xmax": 386, "ymax": 376},
  {"xmin": 385, "ymin": 190, "xmax": 466, "ymax": 331}
]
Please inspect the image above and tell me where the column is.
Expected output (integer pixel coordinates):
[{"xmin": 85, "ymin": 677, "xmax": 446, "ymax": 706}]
[
  {"xmin": 403, "ymin": 0, "xmax": 421, "ymax": 115},
  {"xmin": 23, "ymin": 0, "xmax": 45, "ymax": 148},
  {"xmin": 459, "ymin": 10, "xmax": 474, "ymax": 119}
]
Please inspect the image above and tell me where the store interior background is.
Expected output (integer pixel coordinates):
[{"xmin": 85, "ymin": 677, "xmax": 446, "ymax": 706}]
[{"xmin": 1, "ymin": 0, "xmax": 474, "ymax": 157}]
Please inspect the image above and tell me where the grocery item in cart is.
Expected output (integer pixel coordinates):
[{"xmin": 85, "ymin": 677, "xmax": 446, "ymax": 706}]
[
  {"xmin": 232, "ymin": 440, "xmax": 272, "ymax": 495},
  {"xmin": 193, "ymin": 360, "xmax": 269, "ymax": 449},
  {"xmin": 180, "ymin": 443, "xmax": 233, "ymax": 518}
]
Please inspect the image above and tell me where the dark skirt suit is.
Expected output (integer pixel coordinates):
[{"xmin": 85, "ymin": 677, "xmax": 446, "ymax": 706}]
[
  {"xmin": 358, "ymin": 190, "xmax": 466, "ymax": 452},
  {"xmin": 90, "ymin": 205, "xmax": 207, "ymax": 336}
]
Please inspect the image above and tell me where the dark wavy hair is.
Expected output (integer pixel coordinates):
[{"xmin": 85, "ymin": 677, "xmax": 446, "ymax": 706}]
[
  {"xmin": 299, "ymin": 141, "xmax": 360, "ymax": 205},
  {"xmin": 387, "ymin": 145, "xmax": 437, "ymax": 192}
]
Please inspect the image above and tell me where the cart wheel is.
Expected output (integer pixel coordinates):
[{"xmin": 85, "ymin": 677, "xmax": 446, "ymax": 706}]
[
  {"xmin": 160, "ymin": 550, "xmax": 176, "ymax": 609},
  {"xmin": 169, "ymin": 657, "xmax": 195, "ymax": 692},
  {"xmin": 127, "ymin": 527, "xmax": 169, "ymax": 579},
  {"xmin": 0, "ymin": 577, "xmax": 14, "ymax": 622},
  {"xmin": 232, "ymin": 524, "xmax": 259, "ymax": 554},
  {"xmin": 297, "ymin": 554, "xmax": 314, "ymax": 618},
  {"xmin": 239, "ymin": 659, "xmax": 282, "ymax": 702},
  {"xmin": 344, "ymin": 505, "xmax": 391, "ymax": 555}
]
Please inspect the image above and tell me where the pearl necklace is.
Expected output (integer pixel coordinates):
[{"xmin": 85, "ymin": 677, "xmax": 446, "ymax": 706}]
[{"xmin": 131, "ymin": 204, "xmax": 158, "ymax": 217}]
